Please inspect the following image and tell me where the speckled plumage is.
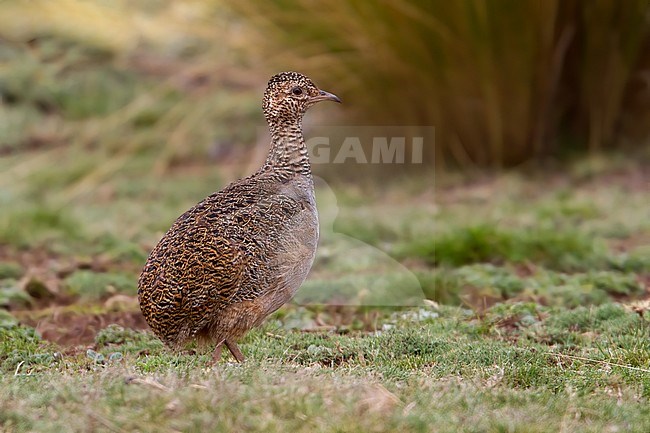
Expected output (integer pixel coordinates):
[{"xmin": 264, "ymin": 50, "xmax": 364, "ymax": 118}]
[{"xmin": 138, "ymin": 72, "xmax": 340, "ymax": 362}]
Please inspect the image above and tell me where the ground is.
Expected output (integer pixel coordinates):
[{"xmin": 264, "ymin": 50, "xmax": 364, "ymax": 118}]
[{"xmin": 0, "ymin": 147, "xmax": 649, "ymax": 432}]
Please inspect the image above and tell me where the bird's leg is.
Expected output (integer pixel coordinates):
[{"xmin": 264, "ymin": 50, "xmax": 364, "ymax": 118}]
[
  {"xmin": 225, "ymin": 339, "xmax": 245, "ymax": 363},
  {"xmin": 211, "ymin": 340, "xmax": 224, "ymax": 363}
]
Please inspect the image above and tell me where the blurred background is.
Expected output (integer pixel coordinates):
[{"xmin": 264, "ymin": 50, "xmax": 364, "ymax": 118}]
[
  {"xmin": 1, "ymin": 0, "xmax": 648, "ymax": 171},
  {"xmin": 0, "ymin": 1, "xmax": 648, "ymax": 342}
]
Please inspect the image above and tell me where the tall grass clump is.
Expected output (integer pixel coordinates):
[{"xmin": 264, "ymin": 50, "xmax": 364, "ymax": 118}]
[{"xmin": 230, "ymin": 0, "xmax": 650, "ymax": 167}]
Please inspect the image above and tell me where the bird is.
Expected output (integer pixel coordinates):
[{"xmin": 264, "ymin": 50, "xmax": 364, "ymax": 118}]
[{"xmin": 137, "ymin": 71, "xmax": 340, "ymax": 362}]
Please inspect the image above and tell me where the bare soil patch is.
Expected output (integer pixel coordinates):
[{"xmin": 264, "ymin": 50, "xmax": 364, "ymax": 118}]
[{"xmin": 17, "ymin": 309, "xmax": 149, "ymax": 347}]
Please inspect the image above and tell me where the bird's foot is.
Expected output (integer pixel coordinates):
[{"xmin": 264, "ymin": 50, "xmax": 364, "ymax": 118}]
[
  {"xmin": 211, "ymin": 342, "xmax": 223, "ymax": 364},
  {"xmin": 211, "ymin": 339, "xmax": 245, "ymax": 363},
  {"xmin": 225, "ymin": 339, "xmax": 245, "ymax": 363}
]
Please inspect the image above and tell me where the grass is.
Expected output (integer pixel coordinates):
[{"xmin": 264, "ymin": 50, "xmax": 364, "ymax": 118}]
[
  {"xmin": 401, "ymin": 224, "xmax": 606, "ymax": 270},
  {"xmin": 2, "ymin": 304, "xmax": 650, "ymax": 432},
  {"xmin": 0, "ymin": 155, "xmax": 648, "ymax": 431},
  {"xmin": 63, "ymin": 270, "xmax": 136, "ymax": 302},
  {"xmin": 416, "ymin": 265, "xmax": 646, "ymax": 308}
]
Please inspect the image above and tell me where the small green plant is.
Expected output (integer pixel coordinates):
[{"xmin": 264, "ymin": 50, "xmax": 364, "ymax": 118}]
[
  {"xmin": 63, "ymin": 270, "xmax": 135, "ymax": 301},
  {"xmin": 0, "ymin": 262, "xmax": 23, "ymax": 279},
  {"xmin": 0, "ymin": 279, "xmax": 33, "ymax": 309},
  {"xmin": 0, "ymin": 324, "xmax": 55, "ymax": 373},
  {"xmin": 401, "ymin": 223, "xmax": 605, "ymax": 271},
  {"xmin": 0, "ymin": 204, "xmax": 82, "ymax": 248},
  {"xmin": 95, "ymin": 324, "xmax": 163, "ymax": 355}
]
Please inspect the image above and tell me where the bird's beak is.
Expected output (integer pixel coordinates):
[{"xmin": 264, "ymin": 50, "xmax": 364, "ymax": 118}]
[{"xmin": 311, "ymin": 89, "xmax": 341, "ymax": 104}]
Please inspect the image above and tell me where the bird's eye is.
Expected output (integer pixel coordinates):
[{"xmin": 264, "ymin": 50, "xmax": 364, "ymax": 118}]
[{"xmin": 291, "ymin": 87, "xmax": 303, "ymax": 96}]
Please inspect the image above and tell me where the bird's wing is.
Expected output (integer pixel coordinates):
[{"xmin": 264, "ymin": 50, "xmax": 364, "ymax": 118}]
[
  {"xmin": 138, "ymin": 205, "xmax": 248, "ymax": 340},
  {"xmin": 173, "ymin": 216, "xmax": 248, "ymax": 319}
]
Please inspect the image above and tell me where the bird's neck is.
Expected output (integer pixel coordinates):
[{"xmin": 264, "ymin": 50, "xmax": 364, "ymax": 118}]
[{"xmin": 263, "ymin": 118, "xmax": 312, "ymax": 178}]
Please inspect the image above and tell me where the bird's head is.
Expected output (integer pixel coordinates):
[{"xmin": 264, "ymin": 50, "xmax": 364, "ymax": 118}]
[{"xmin": 262, "ymin": 71, "xmax": 340, "ymax": 125}]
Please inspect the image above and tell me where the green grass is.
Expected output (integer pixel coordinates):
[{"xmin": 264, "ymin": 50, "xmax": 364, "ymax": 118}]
[
  {"xmin": 0, "ymin": 145, "xmax": 647, "ymax": 432},
  {"xmin": 63, "ymin": 270, "xmax": 136, "ymax": 301},
  {"xmin": 416, "ymin": 265, "xmax": 645, "ymax": 308},
  {"xmin": 2, "ymin": 305, "xmax": 650, "ymax": 432},
  {"xmin": 400, "ymin": 224, "xmax": 606, "ymax": 270}
]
